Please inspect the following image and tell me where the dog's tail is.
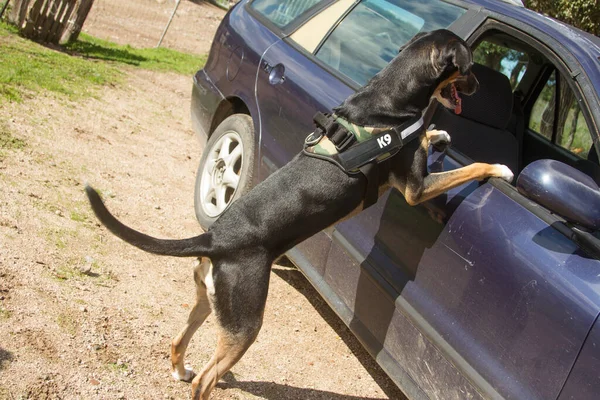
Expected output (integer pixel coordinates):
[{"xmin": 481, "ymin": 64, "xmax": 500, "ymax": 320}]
[{"xmin": 85, "ymin": 185, "xmax": 214, "ymax": 258}]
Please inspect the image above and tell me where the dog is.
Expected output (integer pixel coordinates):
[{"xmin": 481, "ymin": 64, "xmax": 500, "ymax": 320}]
[{"xmin": 85, "ymin": 29, "xmax": 513, "ymax": 399}]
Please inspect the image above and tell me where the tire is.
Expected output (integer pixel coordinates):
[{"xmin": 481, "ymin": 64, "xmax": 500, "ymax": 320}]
[{"xmin": 194, "ymin": 114, "xmax": 255, "ymax": 229}]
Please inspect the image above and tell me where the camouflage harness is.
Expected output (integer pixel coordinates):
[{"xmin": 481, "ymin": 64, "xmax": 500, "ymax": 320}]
[{"xmin": 303, "ymin": 112, "xmax": 424, "ymax": 208}]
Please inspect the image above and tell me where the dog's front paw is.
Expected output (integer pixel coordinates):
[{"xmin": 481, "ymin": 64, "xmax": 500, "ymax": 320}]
[
  {"xmin": 428, "ymin": 130, "xmax": 451, "ymax": 151},
  {"xmin": 172, "ymin": 365, "xmax": 196, "ymax": 382},
  {"xmin": 492, "ymin": 164, "xmax": 514, "ymax": 182}
]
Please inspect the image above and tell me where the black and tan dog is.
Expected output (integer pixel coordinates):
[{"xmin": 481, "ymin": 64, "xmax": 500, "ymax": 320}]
[{"xmin": 86, "ymin": 29, "xmax": 513, "ymax": 399}]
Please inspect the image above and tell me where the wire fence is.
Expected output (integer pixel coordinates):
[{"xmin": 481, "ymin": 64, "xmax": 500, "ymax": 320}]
[{"xmin": 81, "ymin": 0, "xmax": 228, "ymax": 55}]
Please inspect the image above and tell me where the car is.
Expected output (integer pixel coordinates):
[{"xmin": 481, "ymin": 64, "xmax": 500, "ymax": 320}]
[{"xmin": 190, "ymin": 0, "xmax": 600, "ymax": 398}]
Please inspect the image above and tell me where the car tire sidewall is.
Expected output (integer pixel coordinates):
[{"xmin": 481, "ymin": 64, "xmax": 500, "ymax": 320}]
[{"xmin": 194, "ymin": 114, "xmax": 255, "ymax": 230}]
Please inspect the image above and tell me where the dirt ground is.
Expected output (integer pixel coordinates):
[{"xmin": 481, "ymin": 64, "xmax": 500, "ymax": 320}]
[
  {"xmin": 83, "ymin": 0, "xmax": 227, "ymax": 56},
  {"xmin": 0, "ymin": 3, "xmax": 408, "ymax": 399}
]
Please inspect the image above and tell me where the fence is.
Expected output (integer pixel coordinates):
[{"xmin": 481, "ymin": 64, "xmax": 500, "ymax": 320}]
[
  {"xmin": 7, "ymin": 0, "xmax": 94, "ymax": 44},
  {"xmin": 81, "ymin": 0, "xmax": 228, "ymax": 55}
]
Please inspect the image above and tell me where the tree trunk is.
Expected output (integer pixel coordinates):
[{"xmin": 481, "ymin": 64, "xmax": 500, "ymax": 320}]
[
  {"xmin": 60, "ymin": 0, "xmax": 94, "ymax": 43},
  {"xmin": 553, "ymin": 83, "xmax": 575, "ymax": 146},
  {"xmin": 565, "ymin": 108, "xmax": 580, "ymax": 151}
]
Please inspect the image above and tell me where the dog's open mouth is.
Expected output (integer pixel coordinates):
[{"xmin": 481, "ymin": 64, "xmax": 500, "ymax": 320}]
[{"xmin": 441, "ymin": 82, "xmax": 462, "ymax": 115}]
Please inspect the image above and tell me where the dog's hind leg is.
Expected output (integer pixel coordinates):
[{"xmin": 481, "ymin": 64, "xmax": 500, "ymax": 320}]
[
  {"xmin": 191, "ymin": 251, "xmax": 272, "ymax": 400},
  {"xmin": 171, "ymin": 258, "xmax": 213, "ymax": 382},
  {"xmin": 192, "ymin": 328, "xmax": 260, "ymax": 399}
]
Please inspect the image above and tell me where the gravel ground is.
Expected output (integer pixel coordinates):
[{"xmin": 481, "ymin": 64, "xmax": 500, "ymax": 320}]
[{"xmin": 0, "ymin": 66, "xmax": 406, "ymax": 399}]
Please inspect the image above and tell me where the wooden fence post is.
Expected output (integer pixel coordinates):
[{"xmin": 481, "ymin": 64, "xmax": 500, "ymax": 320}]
[
  {"xmin": 9, "ymin": 0, "xmax": 30, "ymax": 25},
  {"xmin": 60, "ymin": 0, "xmax": 94, "ymax": 43},
  {"xmin": 11, "ymin": 0, "xmax": 91, "ymax": 44}
]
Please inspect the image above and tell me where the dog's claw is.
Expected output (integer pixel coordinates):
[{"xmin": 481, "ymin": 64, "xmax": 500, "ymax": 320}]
[
  {"xmin": 172, "ymin": 366, "xmax": 196, "ymax": 382},
  {"xmin": 493, "ymin": 164, "xmax": 514, "ymax": 182}
]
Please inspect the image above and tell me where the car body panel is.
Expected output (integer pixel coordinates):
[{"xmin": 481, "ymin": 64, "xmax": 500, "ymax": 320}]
[
  {"xmin": 558, "ymin": 317, "xmax": 600, "ymax": 399},
  {"xmin": 330, "ymin": 146, "xmax": 600, "ymax": 398},
  {"xmin": 401, "ymin": 176, "xmax": 600, "ymax": 399},
  {"xmin": 256, "ymin": 38, "xmax": 354, "ymax": 176}
]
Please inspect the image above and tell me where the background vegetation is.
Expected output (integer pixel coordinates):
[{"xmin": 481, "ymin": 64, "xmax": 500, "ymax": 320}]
[
  {"xmin": 525, "ymin": 0, "xmax": 599, "ymax": 36},
  {"xmin": 0, "ymin": 21, "xmax": 205, "ymax": 104}
]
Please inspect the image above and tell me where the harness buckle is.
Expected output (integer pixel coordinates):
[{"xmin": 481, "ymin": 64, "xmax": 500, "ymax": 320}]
[
  {"xmin": 334, "ymin": 130, "xmax": 356, "ymax": 152},
  {"xmin": 304, "ymin": 130, "xmax": 323, "ymax": 146}
]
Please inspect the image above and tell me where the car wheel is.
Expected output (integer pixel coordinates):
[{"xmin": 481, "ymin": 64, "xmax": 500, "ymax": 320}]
[{"xmin": 194, "ymin": 114, "xmax": 255, "ymax": 229}]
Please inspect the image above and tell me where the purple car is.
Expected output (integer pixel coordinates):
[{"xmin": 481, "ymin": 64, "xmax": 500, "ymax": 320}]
[{"xmin": 190, "ymin": 0, "xmax": 600, "ymax": 398}]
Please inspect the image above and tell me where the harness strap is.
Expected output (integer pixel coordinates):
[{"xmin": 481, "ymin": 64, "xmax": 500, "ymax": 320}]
[
  {"xmin": 358, "ymin": 163, "xmax": 379, "ymax": 209},
  {"xmin": 304, "ymin": 112, "xmax": 425, "ymax": 209}
]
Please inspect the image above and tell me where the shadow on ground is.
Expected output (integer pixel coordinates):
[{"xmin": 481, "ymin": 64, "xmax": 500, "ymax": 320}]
[
  {"xmin": 63, "ymin": 40, "xmax": 147, "ymax": 66},
  {"xmin": 219, "ymin": 372, "xmax": 393, "ymax": 400},
  {"xmin": 270, "ymin": 261, "xmax": 407, "ymax": 400},
  {"xmin": 0, "ymin": 347, "xmax": 14, "ymax": 371}
]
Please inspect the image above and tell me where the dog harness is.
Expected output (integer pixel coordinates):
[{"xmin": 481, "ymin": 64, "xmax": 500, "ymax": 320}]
[{"xmin": 303, "ymin": 112, "xmax": 424, "ymax": 208}]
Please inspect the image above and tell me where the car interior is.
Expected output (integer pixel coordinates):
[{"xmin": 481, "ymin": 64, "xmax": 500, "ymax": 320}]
[{"xmin": 433, "ymin": 30, "xmax": 599, "ymax": 185}]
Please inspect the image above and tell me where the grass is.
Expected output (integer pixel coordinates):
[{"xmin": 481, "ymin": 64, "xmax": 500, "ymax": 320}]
[
  {"xmin": 0, "ymin": 21, "xmax": 206, "ymax": 103},
  {"xmin": 0, "ymin": 23, "xmax": 120, "ymax": 102},
  {"xmin": 66, "ymin": 33, "xmax": 207, "ymax": 76},
  {"xmin": 56, "ymin": 312, "xmax": 79, "ymax": 335},
  {"xmin": 107, "ymin": 361, "xmax": 129, "ymax": 373},
  {"xmin": 0, "ymin": 305, "xmax": 12, "ymax": 320},
  {"xmin": 0, "ymin": 119, "xmax": 26, "ymax": 159}
]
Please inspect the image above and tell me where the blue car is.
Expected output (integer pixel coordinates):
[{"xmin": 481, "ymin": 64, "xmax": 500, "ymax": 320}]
[{"xmin": 190, "ymin": 0, "xmax": 600, "ymax": 398}]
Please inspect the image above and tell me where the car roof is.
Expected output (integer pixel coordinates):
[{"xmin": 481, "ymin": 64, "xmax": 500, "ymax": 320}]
[{"xmin": 462, "ymin": 0, "xmax": 600, "ymax": 99}]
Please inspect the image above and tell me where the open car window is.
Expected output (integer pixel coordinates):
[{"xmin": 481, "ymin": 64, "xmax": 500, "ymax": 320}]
[{"xmin": 473, "ymin": 41, "xmax": 528, "ymax": 91}]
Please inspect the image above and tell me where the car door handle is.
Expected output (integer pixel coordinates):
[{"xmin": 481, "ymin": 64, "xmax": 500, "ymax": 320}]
[{"xmin": 262, "ymin": 61, "xmax": 285, "ymax": 85}]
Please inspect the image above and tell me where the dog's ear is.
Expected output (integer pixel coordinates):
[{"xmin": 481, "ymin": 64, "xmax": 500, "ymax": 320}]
[
  {"xmin": 398, "ymin": 31, "xmax": 428, "ymax": 53},
  {"xmin": 438, "ymin": 40, "xmax": 472, "ymax": 75}
]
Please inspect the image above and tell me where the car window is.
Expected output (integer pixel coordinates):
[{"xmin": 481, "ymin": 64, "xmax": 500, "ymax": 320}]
[
  {"xmin": 250, "ymin": 0, "xmax": 324, "ymax": 28},
  {"xmin": 530, "ymin": 70, "xmax": 592, "ymax": 158},
  {"xmin": 473, "ymin": 41, "xmax": 528, "ymax": 91},
  {"xmin": 315, "ymin": 0, "xmax": 466, "ymax": 86}
]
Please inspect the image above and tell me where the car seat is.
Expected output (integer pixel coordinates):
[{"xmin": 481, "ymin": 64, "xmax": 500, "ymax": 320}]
[{"xmin": 432, "ymin": 63, "xmax": 520, "ymax": 174}]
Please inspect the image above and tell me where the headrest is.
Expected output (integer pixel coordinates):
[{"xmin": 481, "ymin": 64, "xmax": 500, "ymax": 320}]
[{"xmin": 459, "ymin": 63, "xmax": 513, "ymax": 130}]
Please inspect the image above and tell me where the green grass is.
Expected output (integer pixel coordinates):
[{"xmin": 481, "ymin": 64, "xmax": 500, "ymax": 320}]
[
  {"xmin": 0, "ymin": 22, "xmax": 206, "ymax": 103},
  {"xmin": 0, "ymin": 305, "xmax": 12, "ymax": 320},
  {"xmin": 0, "ymin": 22, "xmax": 121, "ymax": 102},
  {"xmin": 0, "ymin": 120, "xmax": 26, "ymax": 150},
  {"xmin": 56, "ymin": 312, "xmax": 79, "ymax": 335},
  {"xmin": 65, "ymin": 33, "xmax": 207, "ymax": 76}
]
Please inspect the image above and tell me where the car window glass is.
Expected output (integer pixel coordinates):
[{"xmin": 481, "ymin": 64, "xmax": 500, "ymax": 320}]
[
  {"xmin": 473, "ymin": 41, "xmax": 528, "ymax": 91},
  {"xmin": 530, "ymin": 70, "xmax": 592, "ymax": 158},
  {"xmin": 530, "ymin": 71, "xmax": 555, "ymax": 140},
  {"xmin": 250, "ymin": 0, "xmax": 323, "ymax": 28},
  {"xmin": 315, "ymin": 0, "xmax": 465, "ymax": 85}
]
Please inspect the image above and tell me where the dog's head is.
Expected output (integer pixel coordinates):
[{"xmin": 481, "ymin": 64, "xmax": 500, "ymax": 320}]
[
  {"xmin": 335, "ymin": 29, "xmax": 479, "ymax": 125},
  {"xmin": 398, "ymin": 30, "xmax": 479, "ymax": 115},
  {"xmin": 422, "ymin": 31, "xmax": 479, "ymax": 115}
]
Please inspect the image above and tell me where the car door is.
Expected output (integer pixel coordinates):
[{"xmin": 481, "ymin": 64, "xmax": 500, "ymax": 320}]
[
  {"xmin": 250, "ymin": 0, "xmax": 357, "ymax": 275},
  {"xmin": 325, "ymin": 15, "xmax": 600, "ymax": 400}
]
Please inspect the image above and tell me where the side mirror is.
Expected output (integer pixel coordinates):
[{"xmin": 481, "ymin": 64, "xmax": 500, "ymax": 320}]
[{"xmin": 517, "ymin": 159, "xmax": 600, "ymax": 230}]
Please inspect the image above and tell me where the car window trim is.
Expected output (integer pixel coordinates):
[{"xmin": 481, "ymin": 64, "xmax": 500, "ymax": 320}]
[{"xmin": 245, "ymin": 0, "xmax": 337, "ymax": 38}]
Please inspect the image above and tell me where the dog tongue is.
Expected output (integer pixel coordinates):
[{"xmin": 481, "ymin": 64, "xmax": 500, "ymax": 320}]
[
  {"xmin": 455, "ymin": 97, "xmax": 462, "ymax": 114},
  {"xmin": 455, "ymin": 92, "xmax": 462, "ymax": 115}
]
